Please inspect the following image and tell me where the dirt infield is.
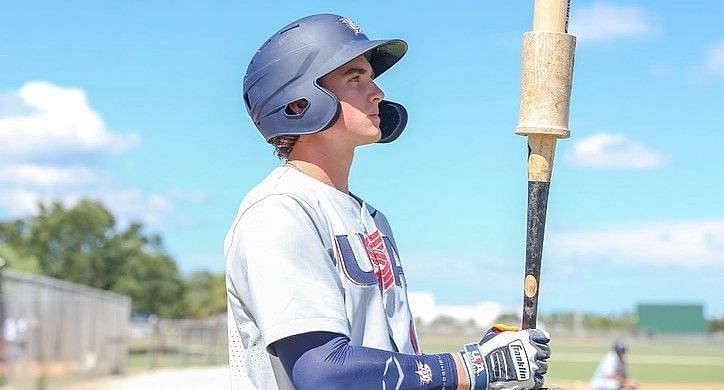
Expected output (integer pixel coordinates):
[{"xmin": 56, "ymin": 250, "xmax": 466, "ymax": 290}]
[
  {"xmin": 553, "ymin": 381, "xmax": 724, "ymax": 390},
  {"xmin": 57, "ymin": 366, "xmax": 230, "ymax": 390}
]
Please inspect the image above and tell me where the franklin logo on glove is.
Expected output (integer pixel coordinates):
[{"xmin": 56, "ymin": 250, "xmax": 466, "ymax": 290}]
[{"xmin": 510, "ymin": 340, "xmax": 531, "ymax": 380}]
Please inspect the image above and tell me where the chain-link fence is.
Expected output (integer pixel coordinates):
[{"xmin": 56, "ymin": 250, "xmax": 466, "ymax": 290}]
[
  {"xmin": 1, "ymin": 265, "xmax": 131, "ymax": 389},
  {"xmin": 129, "ymin": 315, "xmax": 227, "ymax": 370}
]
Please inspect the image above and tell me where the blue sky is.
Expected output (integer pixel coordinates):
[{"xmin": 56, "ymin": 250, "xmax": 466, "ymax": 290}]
[{"xmin": 1, "ymin": 1, "xmax": 722, "ymax": 317}]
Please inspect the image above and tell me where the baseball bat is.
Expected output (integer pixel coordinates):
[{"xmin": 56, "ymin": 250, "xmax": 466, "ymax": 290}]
[{"xmin": 516, "ymin": 0, "xmax": 576, "ymax": 330}]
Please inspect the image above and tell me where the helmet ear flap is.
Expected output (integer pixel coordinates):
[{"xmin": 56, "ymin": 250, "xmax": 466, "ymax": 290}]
[{"xmin": 377, "ymin": 100, "xmax": 407, "ymax": 143}]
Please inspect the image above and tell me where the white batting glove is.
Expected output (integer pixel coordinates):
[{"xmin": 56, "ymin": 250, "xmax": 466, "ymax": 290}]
[{"xmin": 459, "ymin": 324, "xmax": 551, "ymax": 390}]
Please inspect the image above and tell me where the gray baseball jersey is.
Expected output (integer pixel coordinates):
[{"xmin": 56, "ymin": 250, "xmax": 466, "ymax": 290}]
[
  {"xmin": 590, "ymin": 350, "xmax": 626, "ymax": 389},
  {"xmin": 225, "ymin": 166, "xmax": 420, "ymax": 389}
]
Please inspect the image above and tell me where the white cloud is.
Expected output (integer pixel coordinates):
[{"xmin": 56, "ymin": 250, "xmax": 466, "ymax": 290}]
[
  {"xmin": 704, "ymin": 40, "xmax": 724, "ymax": 74},
  {"xmin": 0, "ymin": 186, "xmax": 204, "ymax": 230},
  {"xmin": 551, "ymin": 221, "xmax": 724, "ymax": 266},
  {"xmin": 0, "ymin": 164, "xmax": 96, "ymax": 187},
  {"xmin": 0, "ymin": 81, "xmax": 203, "ymax": 229},
  {"xmin": 0, "ymin": 188, "xmax": 44, "ymax": 215},
  {"xmin": 566, "ymin": 133, "xmax": 667, "ymax": 170},
  {"xmin": 96, "ymin": 188, "xmax": 205, "ymax": 228},
  {"xmin": 570, "ymin": 3, "xmax": 656, "ymax": 43},
  {"xmin": 99, "ymin": 189, "xmax": 201, "ymax": 228},
  {"xmin": 407, "ymin": 291, "xmax": 504, "ymax": 328},
  {"xmin": 0, "ymin": 81, "xmax": 139, "ymax": 162}
]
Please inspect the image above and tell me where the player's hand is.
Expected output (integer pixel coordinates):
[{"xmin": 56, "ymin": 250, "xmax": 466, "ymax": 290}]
[
  {"xmin": 623, "ymin": 379, "xmax": 639, "ymax": 390},
  {"xmin": 459, "ymin": 324, "xmax": 551, "ymax": 389}
]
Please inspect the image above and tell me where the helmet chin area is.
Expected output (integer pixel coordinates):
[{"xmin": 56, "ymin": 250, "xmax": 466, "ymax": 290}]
[{"xmin": 377, "ymin": 100, "xmax": 407, "ymax": 143}]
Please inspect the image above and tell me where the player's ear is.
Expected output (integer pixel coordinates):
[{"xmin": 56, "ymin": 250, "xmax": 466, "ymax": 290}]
[{"xmin": 285, "ymin": 99, "xmax": 309, "ymax": 116}]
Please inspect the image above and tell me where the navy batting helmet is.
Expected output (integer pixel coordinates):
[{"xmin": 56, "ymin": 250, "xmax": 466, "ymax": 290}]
[
  {"xmin": 243, "ymin": 14, "xmax": 408, "ymax": 143},
  {"xmin": 613, "ymin": 339, "xmax": 627, "ymax": 353}
]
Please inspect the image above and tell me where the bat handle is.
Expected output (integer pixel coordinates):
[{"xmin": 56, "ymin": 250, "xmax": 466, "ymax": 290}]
[
  {"xmin": 521, "ymin": 180, "xmax": 550, "ymax": 329},
  {"xmin": 521, "ymin": 135, "xmax": 556, "ymax": 330}
]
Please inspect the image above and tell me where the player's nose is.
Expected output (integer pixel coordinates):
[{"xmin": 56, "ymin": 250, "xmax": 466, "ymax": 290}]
[{"xmin": 369, "ymin": 81, "xmax": 384, "ymax": 103}]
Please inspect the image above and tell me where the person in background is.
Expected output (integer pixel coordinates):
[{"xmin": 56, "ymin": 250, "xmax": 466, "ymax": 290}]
[{"xmin": 590, "ymin": 339, "xmax": 638, "ymax": 390}]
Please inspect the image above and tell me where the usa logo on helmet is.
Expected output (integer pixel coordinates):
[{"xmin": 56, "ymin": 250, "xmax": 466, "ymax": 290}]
[{"xmin": 339, "ymin": 17, "xmax": 363, "ymax": 35}]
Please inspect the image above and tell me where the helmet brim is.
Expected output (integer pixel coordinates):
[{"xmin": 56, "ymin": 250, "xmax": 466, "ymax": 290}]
[
  {"xmin": 367, "ymin": 39, "xmax": 408, "ymax": 79},
  {"xmin": 320, "ymin": 39, "xmax": 408, "ymax": 80}
]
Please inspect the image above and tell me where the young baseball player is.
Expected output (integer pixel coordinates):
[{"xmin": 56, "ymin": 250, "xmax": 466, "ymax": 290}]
[
  {"xmin": 590, "ymin": 340, "xmax": 638, "ymax": 390},
  {"xmin": 225, "ymin": 13, "xmax": 551, "ymax": 389}
]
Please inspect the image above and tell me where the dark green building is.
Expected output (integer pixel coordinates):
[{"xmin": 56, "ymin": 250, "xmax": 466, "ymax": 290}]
[{"xmin": 636, "ymin": 304, "xmax": 706, "ymax": 335}]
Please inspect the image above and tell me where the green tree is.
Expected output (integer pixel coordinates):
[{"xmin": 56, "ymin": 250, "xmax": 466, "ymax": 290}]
[
  {"xmin": 0, "ymin": 200, "xmax": 188, "ymax": 318},
  {"xmin": 0, "ymin": 219, "xmax": 41, "ymax": 273},
  {"xmin": 24, "ymin": 200, "xmax": 116, "ymax": 287},
  {"xmin": 0, "ymin": 244, "xmax": 41, "ymax": 273},
  {"xmin": 106, "ymin": 221, "xmax": 188, "ymax": 318},
  {"xmin": 113, "ymin": 251, "xmax": 187, "ymax": 318},
  {"xmin": 708, "ymin": 316, "xmax": 724, "ymax": 333},
  {"xmin": 184, "ymin": 271, "xmax": 227, "ymax": 318}
]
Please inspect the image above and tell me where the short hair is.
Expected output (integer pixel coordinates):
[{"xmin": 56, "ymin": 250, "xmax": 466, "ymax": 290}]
[{"xmin": 269, "ymin": 135, "xmax": 299, "ymax": 160}]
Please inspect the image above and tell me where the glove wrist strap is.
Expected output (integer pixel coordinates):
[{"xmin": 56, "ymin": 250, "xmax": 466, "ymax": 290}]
[{"xmin": 460, "ymin": 343, "xmax": 488, "ymax": 389}]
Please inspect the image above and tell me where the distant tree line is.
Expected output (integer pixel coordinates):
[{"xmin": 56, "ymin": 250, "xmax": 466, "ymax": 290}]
[
  {"xmin": 417, "ymin": 312, "xmax": 724, "ymax": 334},
  {"xmin": 541, "ymin": 312, "xmax": 724, "ymax": 334},
  {"xmin": 708, "ymin": 317, "xmax": 724, "ymax": 333},
  {"xmin": 0, "ymin": 200, "xmax": 226, "ymax": 319},
  {"xmin": 496, "ymin": 312, "xmax": 637, "ymax": 332},
  {"xmin": 541, "ymin": 311, "xmax": 636, "ymax": 331}
]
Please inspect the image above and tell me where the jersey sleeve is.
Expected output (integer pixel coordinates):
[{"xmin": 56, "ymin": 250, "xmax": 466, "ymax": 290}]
[
  {"xmin": 274, "ymin": 332, "xmax": 464, "ymax": 390},
  {"xmin": 225, "ymin": 194, "xmax": 349, "ymax": 351}
]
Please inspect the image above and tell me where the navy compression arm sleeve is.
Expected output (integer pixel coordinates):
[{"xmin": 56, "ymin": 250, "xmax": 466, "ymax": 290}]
[{"xmin": 273, "ymin": 332, "xmax": 470, "ymax": 389}]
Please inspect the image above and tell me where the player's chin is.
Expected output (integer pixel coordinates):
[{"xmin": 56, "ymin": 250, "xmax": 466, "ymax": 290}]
[
  {"xmin": 354, "ymin": 119, "xmax": 381, "ymax": 142},
  {"xmin": 370, "ymin": 126, "xmax": 383, "ymax": 143},
  {"xmin": 369, "ymin": 117, "xmax": 383, "ymax": 140},
  {"xmin": 360, "ymin": 131, "xmax": 382, "ymax": 145}
]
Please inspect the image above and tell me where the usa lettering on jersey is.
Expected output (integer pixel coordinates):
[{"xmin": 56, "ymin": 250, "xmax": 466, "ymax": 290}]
[
  {"xmin": 334, "ymin": 232, "xmax": 405, "ymax": 289},
  {"xmin": 363, "ymin": 230, "xmax": 395, "ymax": 291}
]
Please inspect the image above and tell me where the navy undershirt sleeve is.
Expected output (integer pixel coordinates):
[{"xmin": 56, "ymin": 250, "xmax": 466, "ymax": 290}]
[{"xmin": 272, "ymin": 332, "xmax": 463, "ymax": 389}]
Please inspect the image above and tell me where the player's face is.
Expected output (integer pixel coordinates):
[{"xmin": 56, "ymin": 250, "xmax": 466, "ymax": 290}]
[{"xmin": 319, "ymin": 55, "xmax": 384, "ymax": 146}]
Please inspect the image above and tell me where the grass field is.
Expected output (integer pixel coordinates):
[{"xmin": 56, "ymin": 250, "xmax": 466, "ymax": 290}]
[
  {"xmin": 122, "ymin": 332, "xmax": 724, "ymax": 388},
  {"xmin": 420, "ymin": 333, "xmax": 724, "ymax": 388}
]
